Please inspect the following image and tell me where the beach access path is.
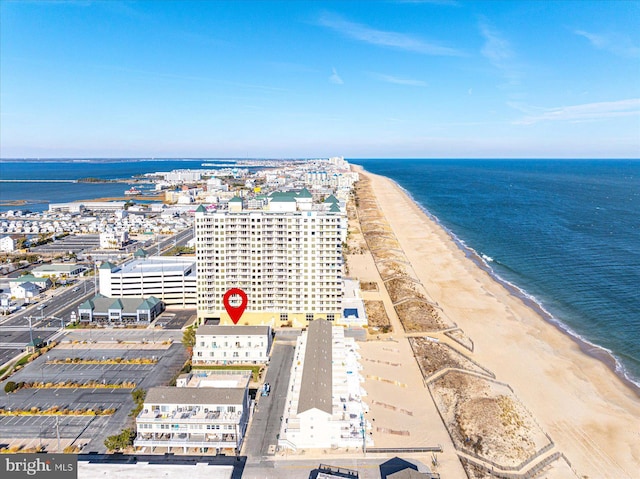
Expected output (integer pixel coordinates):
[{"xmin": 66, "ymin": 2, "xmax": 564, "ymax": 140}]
[{"xmin": 354, "ymin": 166, "xmax": 640, "ymax": 478}]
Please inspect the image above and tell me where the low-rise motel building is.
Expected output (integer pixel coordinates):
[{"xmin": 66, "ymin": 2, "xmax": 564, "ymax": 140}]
[
  {"xmin": 31, "ymin": 262, "xmax": 88, "ymax": 279},
  {"xmin": 192, "ymin": 325, "xmax": 272, "ymax": 365},
  {"xmin": 278, "ymin": 319, "xmax": 372, "ymax": 451},
  {"xmin": 194, "ymin": 192, "xmax": 346, "ymax": 327},
  {"xmin": 134, "ymin": 370, "xmax": 251, "ymax": 454}
]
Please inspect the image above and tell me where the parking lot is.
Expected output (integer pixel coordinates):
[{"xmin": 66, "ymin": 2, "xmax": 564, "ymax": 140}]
[
  {"xmin": 0, "ymin": 346, "xmax": 23, "ymax": 368},
  {"xmin": 152, "ymin": 308, "xmax": 196, "ymax": 330},
  {"xmin": 0, "ymin": 329, "xmax": 188, "ymax": 453}
]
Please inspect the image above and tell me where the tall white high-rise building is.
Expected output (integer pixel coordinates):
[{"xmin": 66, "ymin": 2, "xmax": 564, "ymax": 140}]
[{"xmin": 194, "ymin": 206, "xmax": 345, "ymax": 326}]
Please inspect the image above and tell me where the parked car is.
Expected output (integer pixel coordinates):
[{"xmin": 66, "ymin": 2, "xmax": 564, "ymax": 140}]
[{"xmin": 261, "ymin": 382, "xmax": 271, "ymax": 397}]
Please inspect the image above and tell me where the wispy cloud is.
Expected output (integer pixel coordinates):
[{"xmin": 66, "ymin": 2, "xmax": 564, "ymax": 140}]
[
  {"xmin": 479, "ymin": 18, "xmax": 521, "ymax": 87},
  {"xmin": 574, "ymin": 30, "xmax": 640, "ymax": 58},
  {"xmin": 369, "ymin": 72, "xmax": 427, "ymax": 87},
  {"xmin": 318, "ymin": 12, "xmax": 463, "ymax": 56},
  {"xmin": 329, "ymin": 67, "xmax": 344, "ymax": 84},
  {"xmin": 510, "ymin": 99, "xmax": 640, "ymax": 125}
]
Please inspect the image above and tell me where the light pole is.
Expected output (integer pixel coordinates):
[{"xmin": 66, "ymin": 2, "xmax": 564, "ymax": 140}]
[
  {"xmin": 27, "ymin": 316, "xmax": 34, "ymax": 352},
  {"xmin": 94, "ymin": 261, "xmax": 98, "ymax": 295},
  {"xmin": 51, "ymin": 316, "xmax": 64, "ymax": 331}
]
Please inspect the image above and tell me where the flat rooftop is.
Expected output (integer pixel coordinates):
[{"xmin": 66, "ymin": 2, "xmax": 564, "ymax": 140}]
[
  {"xmin": 114, "ymin": 257, "xmax": 196, "ymax": 275},
  {"xmin": 180, "ymin": 370, "xmax": 252, "ymax": 389}
]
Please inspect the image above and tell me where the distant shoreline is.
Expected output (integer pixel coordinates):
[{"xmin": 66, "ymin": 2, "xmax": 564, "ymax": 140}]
[{"xmin": 0, "ymin": 200, "xmax": 28, "ymax": 206}]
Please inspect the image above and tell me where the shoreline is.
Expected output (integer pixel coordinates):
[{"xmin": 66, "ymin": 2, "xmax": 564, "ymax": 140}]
[
  {"xmin": 391, "ymin": 180, "xmax": 640, "ymax": 396},
  {"xmin": 354, "ymin": 164, "xmax": 640, "ymax": 476}
]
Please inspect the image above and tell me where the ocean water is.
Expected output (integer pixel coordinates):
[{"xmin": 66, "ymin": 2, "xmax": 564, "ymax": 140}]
[
  {"xmin": 353, "ymin": 159, "xmax": 640, "ymax": 389},
  {"xmin": 0, "ymin": 159, "xmax": 236, "ymax": 212},
  {"xmin": 2, "ymin": 158, "xmax": 639, "ymax": 389}
]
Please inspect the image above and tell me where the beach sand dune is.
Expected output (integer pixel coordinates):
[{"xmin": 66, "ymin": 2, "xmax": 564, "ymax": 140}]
[{"xmin": 353, "ymin": 167, "xmax": 640, "ymax": 478}]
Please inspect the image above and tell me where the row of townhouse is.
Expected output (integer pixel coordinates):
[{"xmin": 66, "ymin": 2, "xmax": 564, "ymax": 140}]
[
  {"xmin": 134, "ymin": 370, "xmax": 252, "ymax": 454},
  {"xmin": 0, "ymin": 207, "xmax": 191, "ymax": 238}
]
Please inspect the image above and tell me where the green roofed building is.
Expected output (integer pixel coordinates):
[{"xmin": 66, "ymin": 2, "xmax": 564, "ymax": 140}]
[
  {"xmin": 297, "ymin": 188, "xmax": 312, "ymax": 199},
  {"xmin": 78, "ymin": 293, "xmax": 164, "ymax": 324},
  {"xmin": 133, "ymin": 248, "xmax": 149, "ymax": 258},
  {"xmin": 268, "ymin": 191, "xmax": 298, "ymax": 212},
  {"xmin": 323, "ymin": 194, "xmax": 339, "ymax": 205},
  {"xmin": 9, "ymin": 274, "xmax": 52, "ymax": 297},
  {"xmin": 228, "ymin": 196, "xmax": 243, "ymax": 212},
  {"xmin": 100, "ymin": 261, "xmax": 116, "ymax": 270}
]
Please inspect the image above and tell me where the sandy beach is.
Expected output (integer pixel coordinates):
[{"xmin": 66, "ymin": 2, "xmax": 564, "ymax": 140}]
[{"xmin": 349, "ymin": 166, "xmax": 640, "ymax": 478}]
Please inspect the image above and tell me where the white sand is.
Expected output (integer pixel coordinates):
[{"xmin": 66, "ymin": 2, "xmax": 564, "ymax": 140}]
[{"xmin": 355, "ymin": 167, "xmax": 640, "ymax": 478}]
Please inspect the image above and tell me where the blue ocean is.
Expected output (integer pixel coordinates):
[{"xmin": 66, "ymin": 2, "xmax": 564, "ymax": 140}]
[
  {"xmin": 1, "ymin": 158, "xmax": 639, "ymax": 390},
  {"xmin": 353, "ymin": 159, "xmax": 640, "ymax": 390}
]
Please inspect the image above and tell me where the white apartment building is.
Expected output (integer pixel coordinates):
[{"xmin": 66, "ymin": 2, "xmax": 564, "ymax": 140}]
[
  {"xmin": 49, "ymin": 201, "xmax": 126, "ymax": 213},
  {"xmin": 193, "ymin": 325, "xmax": 272, "ymax": 365},
  {"xmin": 194, "ymin": 206, "xmax": 345, "ymax": 327},
  {"xmin": 134, "ymin": 370, "xmax": 251, "ymax": 454},
  {"xmin": 164, "ymin": 169, "xmax": 203, "ymax": 183},
  {"xmin": 99, "ymin": 229, "xmax": 129, "ymax": 249},
  {"xmin": 99, "ymin": 256, "xmax": 196, "ymax": 308},
  {"xmin": 278, "ymin": 319, "xmax": 371, "ymax": 450},
  {"xmin": 0, "ymin": 235, "xmax": 16, "ymax": 253}
]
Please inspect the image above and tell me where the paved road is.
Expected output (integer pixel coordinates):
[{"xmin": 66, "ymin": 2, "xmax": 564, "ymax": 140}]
[
  {"xmin": 0, "ymin": 279, "xmax": 95, "ymax": 365},
  {"xmin": 144, "ymin": 227, "xmax": 193, "ymax": 256},
  {"xmin": 242, "ymin": 338, "xmax": 296, "ymax": 462},
  {"xmin": 1, "ymin": 278, "xmax": 95, "ymax": 328}
]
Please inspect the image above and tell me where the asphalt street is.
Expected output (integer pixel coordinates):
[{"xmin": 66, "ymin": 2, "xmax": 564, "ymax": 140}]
[{"xmin": 242, "ymin": 335, "xmax": 297, "ymax": 462}]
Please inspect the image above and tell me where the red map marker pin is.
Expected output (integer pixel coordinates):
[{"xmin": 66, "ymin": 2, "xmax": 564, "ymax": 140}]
[{"xmin": 223, "ymin": 288, "xmax": 248, "ymax": 324}]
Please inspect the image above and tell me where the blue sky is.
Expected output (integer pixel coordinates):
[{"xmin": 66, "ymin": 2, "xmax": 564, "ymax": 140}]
[{"xmin": 1, "ymin": 0, "xmax": 639, "ymax": 158}]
